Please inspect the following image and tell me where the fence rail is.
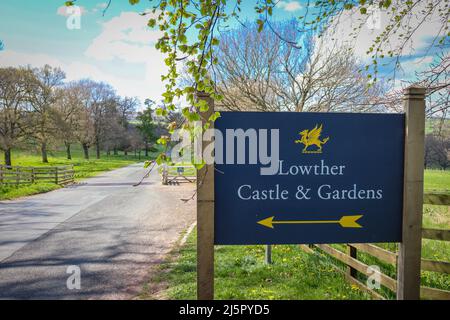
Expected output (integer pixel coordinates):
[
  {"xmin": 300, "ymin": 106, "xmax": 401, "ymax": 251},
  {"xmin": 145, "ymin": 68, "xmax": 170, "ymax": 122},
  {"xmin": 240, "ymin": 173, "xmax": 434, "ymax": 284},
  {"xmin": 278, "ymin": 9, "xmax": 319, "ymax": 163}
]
[
  {"xmin": 0, "ymin": 164, "xmax": 75, "ymax": 186},
  {"xmin": 300, "ymin": 191, "xmax": 450, "ymax": 300},
  {"xmin": 161, "ymin": 165, "xmax": 196, "ymax": 185}
]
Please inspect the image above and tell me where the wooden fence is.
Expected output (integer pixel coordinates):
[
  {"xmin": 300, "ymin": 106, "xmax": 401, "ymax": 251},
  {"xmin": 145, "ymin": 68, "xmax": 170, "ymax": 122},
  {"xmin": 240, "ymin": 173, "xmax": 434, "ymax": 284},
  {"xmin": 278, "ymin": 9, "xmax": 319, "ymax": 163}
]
[
  {"xmin": 0, "ymin": 164, "xmax": 75, "ymax": 186},
  {"xmin": 300, "ymin": 191, "xmax": 450, "ymax": 300},
  {"xmin": 161, "ymin": 165, "xmax": 196, "ymax": 185}
]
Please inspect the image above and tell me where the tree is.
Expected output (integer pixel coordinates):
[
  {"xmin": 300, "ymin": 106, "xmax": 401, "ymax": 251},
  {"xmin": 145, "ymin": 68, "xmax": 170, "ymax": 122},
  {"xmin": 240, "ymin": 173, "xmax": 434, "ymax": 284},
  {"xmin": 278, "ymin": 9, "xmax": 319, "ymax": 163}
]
[
  {"xmin": 0, "ymin": 67, "xmax": 33, "ymax": 166},
  {"xmin": 127, "ymin": 124, "xmax": 144, "ymax": 159},
  {"xmin": 378, "ymin": 53, "xmax": 449, "ymax": 117},
  {"xmin": 136, "ymin": 100, "xmax": 157, "ymax": 157},
  {"xmin": 28, "ymin": 65, "xmax": 66, "ymax": 163},
  {"xmin": 77, "ymin": 107, "xmax": 95, "ymax": 160},
  {"xmin": 76, "ymin": 80, "xmax": 117, "ymax": 159},
  {"xmin": 212, "ymin": 20, "xmax": 309, "ymax": 112},
  {"xmin": 102, "ymin": 106, "xmax": 125, "ymax": 156},
  {"xmin": 425, "ymin": 133, "xmax": 450, "ymax": 169},
  {"xmin": 213, "ymin": 20, "xmax": 385, "ymax": 113},
  {"xmin": 417, "ymin": 54, "xmax": 449, "ymax": 119},
  {"xmin": 71, "ymin": 80, "xmax": 96, "ymax": 160},
  {"xmin": 118, "ymin": 96, "xmax": 138, "ymax": 128},
  {"xmin": 66, "ymin": 0, "xmax": 448, "ymax": 166},
  {"xmin": 116, "ymin": 96, "xmax": 138, "ymax": 156},
  {"xmin": 53, "ymin": 82, "xmax": 84, "ymax": 159}
]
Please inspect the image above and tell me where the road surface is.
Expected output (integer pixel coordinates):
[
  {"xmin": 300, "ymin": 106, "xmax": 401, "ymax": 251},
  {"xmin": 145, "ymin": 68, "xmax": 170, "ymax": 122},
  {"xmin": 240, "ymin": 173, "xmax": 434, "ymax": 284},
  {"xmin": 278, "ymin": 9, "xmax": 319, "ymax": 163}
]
[{"xmin": 0, "ymin": 163, "xmax": 195, "ymax": 299}]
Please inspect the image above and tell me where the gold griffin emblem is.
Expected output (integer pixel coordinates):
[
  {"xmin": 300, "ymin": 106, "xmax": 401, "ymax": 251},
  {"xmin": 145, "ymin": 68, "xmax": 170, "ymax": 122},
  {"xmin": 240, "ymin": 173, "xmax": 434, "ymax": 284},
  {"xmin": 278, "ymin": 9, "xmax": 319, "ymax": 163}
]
[{"xmin": 295, "ymin": 124, "xmax": 330, "ymax": 154}]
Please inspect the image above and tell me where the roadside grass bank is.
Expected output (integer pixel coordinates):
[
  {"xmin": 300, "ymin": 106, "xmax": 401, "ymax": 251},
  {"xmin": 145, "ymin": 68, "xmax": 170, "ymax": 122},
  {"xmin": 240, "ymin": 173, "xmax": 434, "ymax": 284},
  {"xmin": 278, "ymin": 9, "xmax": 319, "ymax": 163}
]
[
  {"xmin": 141, "ymin": 169, "xmax": 449, "ymax": 300},
  {"xmin": 0, "ymin": 146, "xmax": 161, "ymax": 200},
  {"xmin": 142, "ymin": 208, "xmax": 448, "ymax": 300},
  {"xmin": 0, "ymin": 183, "xmax": 60, "ymax": 201},
  {"xmin": 140, "ymin": 229, "xmax": 371, "ymax": 300}
]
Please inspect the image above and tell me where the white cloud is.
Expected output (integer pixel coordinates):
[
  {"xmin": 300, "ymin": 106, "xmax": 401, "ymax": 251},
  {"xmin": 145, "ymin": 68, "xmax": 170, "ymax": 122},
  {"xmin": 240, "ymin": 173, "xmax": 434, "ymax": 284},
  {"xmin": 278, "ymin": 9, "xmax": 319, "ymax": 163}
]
[
  {"xmin": 0, "ymin": 49, "xmax": 162, "ymax": 108},
  {"xmin": 84, "ymin": 11, "xmax": 167, "ymax": 100},
  {"xmin": 1, "ymin": 10, "xmax": 170, "ymax": 106},
  {"xmin": 398, "ymin": 55, "xmax": 435, "ymax": 79},
  {"xmin": 0, "ymin": 10, "xmax": 169, "ymax": 105},
  {"xmin": 322, "ymin": 4, "xmax": 445, "ymax": 61},
  {"xmin": 277, "ymin": 1, "xmax": 302, "ymax": 12},
  {"xmin": 0, "ymin": 50, "xmax": 63, "ymax": 69}
]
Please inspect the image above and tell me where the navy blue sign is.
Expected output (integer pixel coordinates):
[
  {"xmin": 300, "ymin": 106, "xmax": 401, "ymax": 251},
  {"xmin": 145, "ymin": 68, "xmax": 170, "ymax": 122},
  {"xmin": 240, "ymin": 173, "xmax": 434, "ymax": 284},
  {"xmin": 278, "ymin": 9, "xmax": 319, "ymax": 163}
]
[{"xmin": 214, "ymin": 112, "xmax": 405, "ymax": 245}]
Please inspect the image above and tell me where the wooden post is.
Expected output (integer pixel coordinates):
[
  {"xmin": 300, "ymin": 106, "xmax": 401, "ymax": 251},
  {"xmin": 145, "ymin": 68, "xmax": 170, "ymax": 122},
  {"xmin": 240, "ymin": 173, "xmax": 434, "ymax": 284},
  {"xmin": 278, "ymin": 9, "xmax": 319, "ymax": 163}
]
[
  {"xmin": 196, "ymin": 91, "xmax": 215, "ymax": 300},
  {"xmin": 265, "ymin": 245, "xmax": 272, "ymax": 264},
  {"xmin": 70, "ymin": 165, "xmax": 74, "ymax": 183},
  {"xmin": 55, "ymin": 167, "xmax": 59, "ymax": 184},
  {"xmin": 162, "ymin": 164, "xmax": 168, "ymax": 185},
  {"xmin": 397, "ymin": 86, "xmax": 426, "ymax": 300},
  {"xmin": 347, "ymin": 245, "xmax": 357, "ymax": 278}
]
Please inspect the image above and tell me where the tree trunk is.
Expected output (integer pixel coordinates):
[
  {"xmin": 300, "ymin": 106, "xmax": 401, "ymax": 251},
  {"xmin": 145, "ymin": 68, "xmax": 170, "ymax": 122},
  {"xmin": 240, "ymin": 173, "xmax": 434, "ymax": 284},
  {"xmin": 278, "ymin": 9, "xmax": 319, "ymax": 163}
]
[
  {"xmin": 96, "ymin": 139, "xmax": 100, "ymax": 159},
  {"xmin": 65, "ymin": 143, "xmax": 72, "ymax": 160},
  {"xmin": 4, "ymin": 148, "xmax": 12, "ymax": 166},
  {"xmin": 82, "ymin": 143, "xmax": 89, "ymax": 160},
  {"xmin": 41, "ymin": 142, "xmax": 48, "ymax": 163},
  {"xmin": 113, "ymin": 148, "xmax": 118, "ymax": 156},
  {"xmin": 145, "ymin": 141, "xmax": 149, "ymax": 157},
  {"xmin": 124, "ymin": 150, "xmax": 128, "ymax": 156}
]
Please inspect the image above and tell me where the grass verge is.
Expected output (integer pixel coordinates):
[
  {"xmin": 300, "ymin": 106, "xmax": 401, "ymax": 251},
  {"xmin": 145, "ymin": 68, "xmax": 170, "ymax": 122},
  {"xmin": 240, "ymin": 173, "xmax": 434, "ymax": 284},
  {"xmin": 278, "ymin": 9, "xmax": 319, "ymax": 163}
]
[
  {"xmin": 0, "ymin": 146, "xmax": 162, "ymax": 200},
  {"xmin": 0, "ymin": 183, "xmax": 61, "ymax": 201},
  {"xmin": 141, "ymin": 169, "xmax": 449, "ymax": 300},
  {"xmin": 140, "ymin": 228, "xmax": 372, "ymax": 300}
]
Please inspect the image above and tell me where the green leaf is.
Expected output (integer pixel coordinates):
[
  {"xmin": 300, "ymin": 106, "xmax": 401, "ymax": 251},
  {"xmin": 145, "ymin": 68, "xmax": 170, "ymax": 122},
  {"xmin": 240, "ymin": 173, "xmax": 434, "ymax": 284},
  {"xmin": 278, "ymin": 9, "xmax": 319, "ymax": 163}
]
[
  {"xmin": 155, "ymin": 153, "xmax": 167, "ymax": 165},
  {"xmin": 144, "ymin": 160, "xmax": 153, "ymax": 168},
  {"xmin": 256, "ymin": 19, "xmax": 264, "ymax": 33},
  {"xmin": 208, "ymin": 111, "xmax": 221, "ymax": 122},
  {"xmin": 194, "ymin": 162, "xmax": 205, "ymax": 170},
  {"xmin": 211, "ymin": 38, "xmax": 219, "ymax": 46}
]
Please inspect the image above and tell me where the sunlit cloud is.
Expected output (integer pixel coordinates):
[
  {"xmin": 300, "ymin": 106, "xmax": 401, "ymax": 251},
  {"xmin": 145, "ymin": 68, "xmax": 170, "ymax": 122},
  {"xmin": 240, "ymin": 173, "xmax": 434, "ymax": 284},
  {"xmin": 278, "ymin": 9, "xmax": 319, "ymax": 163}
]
[{"xmin": 277, "ymin": 1, "xmax": 302, "ymax": 12}]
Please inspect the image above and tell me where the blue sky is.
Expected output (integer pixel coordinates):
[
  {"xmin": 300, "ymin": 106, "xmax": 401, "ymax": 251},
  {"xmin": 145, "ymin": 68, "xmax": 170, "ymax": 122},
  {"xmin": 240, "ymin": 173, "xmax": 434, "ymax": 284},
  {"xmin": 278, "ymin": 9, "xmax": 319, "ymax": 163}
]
[
  {"xmin": 0, "ymin": 0, "xmax": 163, "ymax": 103},
  {"xmin": 0, "ymin": 0, "xmax": 446, "ymax": 106}
]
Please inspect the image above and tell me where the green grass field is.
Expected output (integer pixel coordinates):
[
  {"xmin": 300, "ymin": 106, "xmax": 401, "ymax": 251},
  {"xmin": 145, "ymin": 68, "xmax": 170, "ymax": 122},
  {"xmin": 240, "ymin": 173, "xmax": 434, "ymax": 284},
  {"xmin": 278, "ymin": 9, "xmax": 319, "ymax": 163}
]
[
  {"xmin": 424, "ymin": 169, "xmax": 450, "ymax": 192},
  {"xmin": 142, "ymin": 206, "xmax": 449, "ymax": 300},
  {"xmin": 140, "ymin": 229, "xmax": 372, "ymax": 300},
  {"xmin": 141, "ymin": 169, "xmax": 450, "ymax": 300},
  {"xmin": 0, "ymin": 146, "xmax": 161, "ymax": 200}
]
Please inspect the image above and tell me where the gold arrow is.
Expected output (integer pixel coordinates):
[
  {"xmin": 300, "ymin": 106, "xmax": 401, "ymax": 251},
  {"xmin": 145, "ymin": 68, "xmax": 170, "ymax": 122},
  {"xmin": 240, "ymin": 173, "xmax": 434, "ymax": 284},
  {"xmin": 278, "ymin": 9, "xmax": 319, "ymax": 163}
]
[{"xmin": 257, "ymin": 215, "xmax": 363, "ymax": 229}]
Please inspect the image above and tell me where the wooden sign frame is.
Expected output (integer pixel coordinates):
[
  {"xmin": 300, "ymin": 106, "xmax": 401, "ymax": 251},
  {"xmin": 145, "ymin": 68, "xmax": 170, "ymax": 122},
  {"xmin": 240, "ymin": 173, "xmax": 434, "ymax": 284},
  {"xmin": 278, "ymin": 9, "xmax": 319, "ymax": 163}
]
[{"xmin": 196, "ymin": 86, "xmax": 426, "ymax": 300}]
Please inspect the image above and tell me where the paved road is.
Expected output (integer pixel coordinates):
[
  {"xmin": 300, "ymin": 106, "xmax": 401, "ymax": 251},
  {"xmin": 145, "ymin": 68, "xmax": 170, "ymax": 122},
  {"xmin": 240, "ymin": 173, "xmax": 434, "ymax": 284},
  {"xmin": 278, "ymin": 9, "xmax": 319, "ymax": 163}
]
[{"xmin": 0, "ymin": 163, "xmax": 195, "ymax": 299}]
